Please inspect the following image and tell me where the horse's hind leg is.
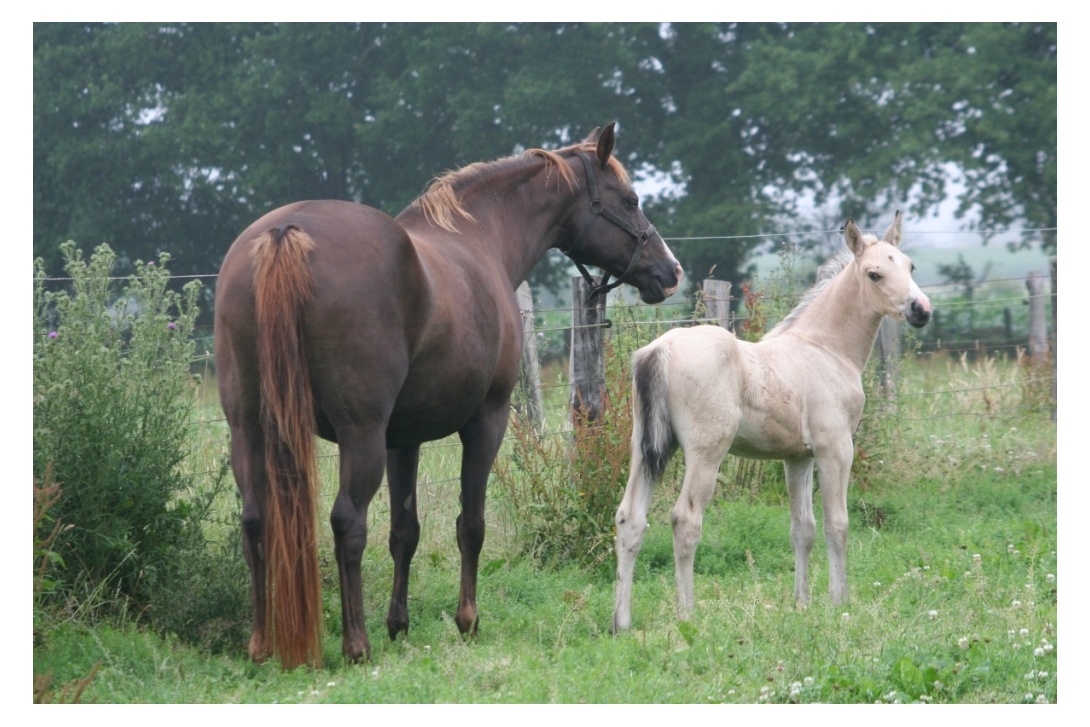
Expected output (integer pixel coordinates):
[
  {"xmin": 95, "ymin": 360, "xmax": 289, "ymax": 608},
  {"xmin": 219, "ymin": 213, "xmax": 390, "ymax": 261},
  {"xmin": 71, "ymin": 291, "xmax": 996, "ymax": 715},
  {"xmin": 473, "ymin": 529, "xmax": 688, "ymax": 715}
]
[
  {"xmin": 330, "ymin": 425, "xmax": 387, "ymax": 662},
  {"xmin": 784, "ymin": 457, "xmax": 816, "ymax": 605},
  {"xmin": 229, "ymin": 423, "xmax": 271, "ymax": 662},
  {"xmin": 613, "ymin": 448, "xmax": 656, "ymax": 632},
  {"xmin": 454, "ymin": 402, "xmax": 509, "ymax": 635},
  {"xmin": 386, "ymin": 445, "xmax": 421, "ymax": 639},
  {"xmin": 670, "ymin": 448, "xmax": 725, "ymax": 620}
]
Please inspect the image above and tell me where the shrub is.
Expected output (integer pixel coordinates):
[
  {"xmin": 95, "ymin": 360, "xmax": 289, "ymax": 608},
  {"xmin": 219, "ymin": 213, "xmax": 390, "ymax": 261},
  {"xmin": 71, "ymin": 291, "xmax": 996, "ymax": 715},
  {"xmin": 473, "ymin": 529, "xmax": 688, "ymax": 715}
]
[{"xmin": 33, "ymin": 242, "xmax": 203, "ymax": 612}]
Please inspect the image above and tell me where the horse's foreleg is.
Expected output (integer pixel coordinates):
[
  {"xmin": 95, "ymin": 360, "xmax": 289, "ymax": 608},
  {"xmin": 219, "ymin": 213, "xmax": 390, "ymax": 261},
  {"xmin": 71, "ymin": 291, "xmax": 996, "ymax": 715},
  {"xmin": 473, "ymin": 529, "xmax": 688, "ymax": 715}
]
[
  {"xmin": 670, "ymin": 453, "xmax": 721, "ymax": 621},
  {"xmin": 330, "ymin": 428, "xmax": 386, "ymax": 662},
  {"xmin": 784, "ymin": 457, "xmax": 816, "ymax": 605},
  {"xmin": 454, "ymin": 403, "xmax": 509, "ymax": 636},
  {"xmin": 613, "ymin": 449, "xmax": 656, "ymax": 632},
  {"xmin": 816, "ymin": 440, "xmax": 854, "ymax": 605},
  {"xmin": 386, "ymin": 445, "xmax": 421, "ymax": 640}
]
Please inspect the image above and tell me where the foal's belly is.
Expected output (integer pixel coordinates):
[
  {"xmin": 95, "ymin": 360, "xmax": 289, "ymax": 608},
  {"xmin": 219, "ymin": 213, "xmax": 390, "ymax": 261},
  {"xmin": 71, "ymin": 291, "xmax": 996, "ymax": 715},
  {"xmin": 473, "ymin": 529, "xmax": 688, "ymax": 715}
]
[{"xmin": 728, "ymin": 417, "xmax": 812, "ymax": 460}]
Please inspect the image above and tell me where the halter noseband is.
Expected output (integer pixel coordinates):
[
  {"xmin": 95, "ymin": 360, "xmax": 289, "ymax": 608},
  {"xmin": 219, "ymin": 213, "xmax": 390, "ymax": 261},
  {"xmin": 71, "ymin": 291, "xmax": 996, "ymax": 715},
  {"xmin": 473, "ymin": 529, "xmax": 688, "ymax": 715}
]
[{"xmin": 560, "ymin": 152, "xmax": 656, "ymax": 301}]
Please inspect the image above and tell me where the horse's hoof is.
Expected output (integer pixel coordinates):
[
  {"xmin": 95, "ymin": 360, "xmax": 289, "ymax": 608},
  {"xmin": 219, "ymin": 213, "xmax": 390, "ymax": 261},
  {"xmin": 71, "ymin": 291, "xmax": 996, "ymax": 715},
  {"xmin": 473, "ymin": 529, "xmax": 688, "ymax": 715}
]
[
  {"xmin": 248, "ymin": 634, "xmax": 270, "ymax": 664},
  {"xmin": 455, "ymin": 609, "xmax": 479, "ymax": 636},
  {"xmin": 386, "ymin": 618, "xmax": 409, "ymax": 641},
  {"xmin": 343, "ymin": 639, "xmax": 371, "ymax": 664}
]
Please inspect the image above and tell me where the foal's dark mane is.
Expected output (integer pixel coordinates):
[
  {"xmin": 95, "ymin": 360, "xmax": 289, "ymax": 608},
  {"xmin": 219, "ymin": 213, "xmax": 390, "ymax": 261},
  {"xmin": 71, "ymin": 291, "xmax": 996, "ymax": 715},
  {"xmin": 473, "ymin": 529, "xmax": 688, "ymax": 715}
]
[{"xmin": 410, "ymin": 141, "xmax": 632, "ymax": 232}]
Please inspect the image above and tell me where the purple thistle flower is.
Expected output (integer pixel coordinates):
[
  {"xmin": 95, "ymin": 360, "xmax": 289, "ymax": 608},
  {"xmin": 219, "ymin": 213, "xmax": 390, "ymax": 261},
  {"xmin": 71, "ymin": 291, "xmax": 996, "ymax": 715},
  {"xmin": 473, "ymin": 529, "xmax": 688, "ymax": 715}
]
[
  {"xmin": 167, "ymin": 321, "xmax": 176, "ymax": 330},
  {"xmin": 48, "ymin": 331, "xmax": 58, "ymax": 339}
]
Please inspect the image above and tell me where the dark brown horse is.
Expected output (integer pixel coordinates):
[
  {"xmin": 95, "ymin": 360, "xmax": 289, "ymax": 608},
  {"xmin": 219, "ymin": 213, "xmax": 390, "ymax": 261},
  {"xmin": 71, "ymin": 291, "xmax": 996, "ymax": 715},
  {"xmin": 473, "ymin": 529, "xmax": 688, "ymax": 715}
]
[{"xmin": 214, "ymin": 123, "xmax": 683, "ymax": 669}]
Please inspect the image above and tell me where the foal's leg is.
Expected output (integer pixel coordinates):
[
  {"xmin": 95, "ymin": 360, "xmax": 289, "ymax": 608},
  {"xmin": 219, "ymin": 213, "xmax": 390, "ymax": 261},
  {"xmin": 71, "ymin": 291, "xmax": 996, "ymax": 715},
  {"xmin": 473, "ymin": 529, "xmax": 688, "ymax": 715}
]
[
  {"xmin": 454, "ymin": 402, "xmax": 509, "ymax": 635},
  {"xmin": 330, "ymin": 426, "xmax": 387, "ymax": 662},
  {"xmin": 670, "ymin": 446, "xmax": 727, "ymax": 620},
  {"xmin": 613, "ymin": 448, "xmax": 656, "ymax": 632},
  {"xmin": 784, "ymin": 457, "xmax": 816, "ymax": 605},
  {"xmin": 815, "ymin": 438, "xmax": 854, "ymax": 605},
  {"xmin": 386, "ymin": 445, "xmax": 421, "ymax": 639}
]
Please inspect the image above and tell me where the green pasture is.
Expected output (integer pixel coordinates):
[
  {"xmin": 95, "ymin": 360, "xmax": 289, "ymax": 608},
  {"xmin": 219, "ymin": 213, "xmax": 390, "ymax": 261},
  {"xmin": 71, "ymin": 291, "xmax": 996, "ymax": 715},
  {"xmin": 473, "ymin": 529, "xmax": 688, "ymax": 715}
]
[
  {"xmin": 33, "ymin": 244, "xmax": 1057, "ymax": 704},
  {"xmin": 34, "ymin": 348, "xmax": 1057, "ymax": 704}
]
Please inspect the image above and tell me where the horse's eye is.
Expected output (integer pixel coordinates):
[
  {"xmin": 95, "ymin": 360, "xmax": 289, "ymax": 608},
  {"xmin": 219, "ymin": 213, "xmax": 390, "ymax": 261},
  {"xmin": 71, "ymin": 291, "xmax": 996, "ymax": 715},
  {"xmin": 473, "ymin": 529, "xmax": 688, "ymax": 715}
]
[
  {"xmin": 868, "ymin": 272, "xmax": 882, "ymax": 282},
  {"xmin": 624, "ymin": 196, "xmax": 639, "ymax": 210}
]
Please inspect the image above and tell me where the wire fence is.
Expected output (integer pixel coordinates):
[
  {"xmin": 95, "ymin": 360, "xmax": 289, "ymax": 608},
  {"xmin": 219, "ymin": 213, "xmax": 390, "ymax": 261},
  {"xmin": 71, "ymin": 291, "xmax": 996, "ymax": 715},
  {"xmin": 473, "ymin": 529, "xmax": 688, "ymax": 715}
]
[
  {"xmin": 180, "ymin": 272, "xmax": 1055, "ymax": 492},
  {"xmin": 37, "ymin": 225, "xmax": 1056, "ymax": 490}
]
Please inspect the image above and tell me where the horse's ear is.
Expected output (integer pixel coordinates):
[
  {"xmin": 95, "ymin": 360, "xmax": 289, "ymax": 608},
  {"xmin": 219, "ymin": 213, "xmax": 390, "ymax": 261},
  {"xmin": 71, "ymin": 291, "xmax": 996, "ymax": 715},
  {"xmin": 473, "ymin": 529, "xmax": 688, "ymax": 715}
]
[
  {"xmin": 843, "ymin": 218, "xmax": 866, "ymax": 255},
  {"xmin": 595, "ymin": 122, "xmax": 617, "ymax": 167},
  {"xmin": 582, "ymin": 126, "xmax": 601, "ymax": 143},
  {"xmin": 882, "ymin": 210, "xmax": 903, "ymax": 247}
]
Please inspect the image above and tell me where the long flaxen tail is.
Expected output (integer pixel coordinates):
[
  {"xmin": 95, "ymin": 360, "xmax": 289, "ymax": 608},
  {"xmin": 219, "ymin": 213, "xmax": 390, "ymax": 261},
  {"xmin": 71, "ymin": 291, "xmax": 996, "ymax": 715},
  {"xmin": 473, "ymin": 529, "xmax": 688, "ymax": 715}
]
[
  {"xmin": 251, "ymin": 225, "xmax": 324, "ymax": 670},
  {"xmin": 632, "ymin": 343, "xmax": 676, "ymax": 483}
]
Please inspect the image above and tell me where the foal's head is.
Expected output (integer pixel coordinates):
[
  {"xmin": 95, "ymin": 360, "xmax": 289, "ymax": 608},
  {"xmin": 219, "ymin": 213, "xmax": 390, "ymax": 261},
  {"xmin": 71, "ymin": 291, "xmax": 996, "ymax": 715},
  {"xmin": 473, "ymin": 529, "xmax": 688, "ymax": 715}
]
[{"xmin": 845, "ymin": 211, "xmax": 932, "ymax": 328}]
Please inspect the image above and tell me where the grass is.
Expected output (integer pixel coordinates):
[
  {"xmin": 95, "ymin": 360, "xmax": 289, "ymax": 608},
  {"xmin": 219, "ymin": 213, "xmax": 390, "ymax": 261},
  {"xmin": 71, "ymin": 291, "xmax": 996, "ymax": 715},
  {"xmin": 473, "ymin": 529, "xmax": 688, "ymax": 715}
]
[{"xmin": 32, "ymin": 347, "xmax": 1058, "ymax": 704}]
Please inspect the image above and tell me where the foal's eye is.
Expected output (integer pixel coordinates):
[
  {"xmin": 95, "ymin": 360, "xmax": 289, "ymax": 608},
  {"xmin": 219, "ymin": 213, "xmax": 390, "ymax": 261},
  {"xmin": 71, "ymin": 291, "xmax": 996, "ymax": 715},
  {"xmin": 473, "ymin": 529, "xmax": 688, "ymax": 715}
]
[
  {"xmin": 624, "ymin": 195, "xmax": 639, "ymax": 210},
  {"xmin": 868, "ymin": 272, "xmax": 882, "ymax": 282}
]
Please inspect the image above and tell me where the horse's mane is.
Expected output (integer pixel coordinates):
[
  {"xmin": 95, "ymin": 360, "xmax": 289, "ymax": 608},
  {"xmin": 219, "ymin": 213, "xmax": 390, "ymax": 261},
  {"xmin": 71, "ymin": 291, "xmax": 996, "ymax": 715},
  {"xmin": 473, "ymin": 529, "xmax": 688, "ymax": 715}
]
[
  {"xmin": 411, "ymin": 141, "xmax": 631, "ymax": 232},
  {"xmin": 763, "ymin": 244, "xmax": 868, "ymax": 338}
]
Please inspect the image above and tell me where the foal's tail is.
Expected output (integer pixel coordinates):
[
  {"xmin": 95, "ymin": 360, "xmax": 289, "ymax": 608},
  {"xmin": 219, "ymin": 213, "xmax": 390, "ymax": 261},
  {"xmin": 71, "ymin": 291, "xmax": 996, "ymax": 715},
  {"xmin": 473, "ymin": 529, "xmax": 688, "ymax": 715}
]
[
  {"xmin": 631, "ymin": 344, "xmax": 676, "ymax": 482},
  {"xmin": 252, "ymin": 225, "xmax": 324, "ymax": 670}
]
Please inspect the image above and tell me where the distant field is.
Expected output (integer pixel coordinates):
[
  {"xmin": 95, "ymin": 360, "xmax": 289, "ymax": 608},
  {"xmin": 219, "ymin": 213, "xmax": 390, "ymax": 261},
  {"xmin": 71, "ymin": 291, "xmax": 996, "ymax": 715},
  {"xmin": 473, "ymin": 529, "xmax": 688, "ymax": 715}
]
[{"xmin": 750, "ymin": 238, "xmax": 1052, "ymax": 290}]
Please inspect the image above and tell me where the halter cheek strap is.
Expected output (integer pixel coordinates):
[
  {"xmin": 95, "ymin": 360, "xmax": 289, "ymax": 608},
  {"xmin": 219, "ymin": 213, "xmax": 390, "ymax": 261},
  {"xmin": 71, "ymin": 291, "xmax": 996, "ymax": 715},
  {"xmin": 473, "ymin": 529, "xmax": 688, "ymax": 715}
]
[{"xmin": 561, "ymin": 153, "xmax": 655, "ymax": 301}]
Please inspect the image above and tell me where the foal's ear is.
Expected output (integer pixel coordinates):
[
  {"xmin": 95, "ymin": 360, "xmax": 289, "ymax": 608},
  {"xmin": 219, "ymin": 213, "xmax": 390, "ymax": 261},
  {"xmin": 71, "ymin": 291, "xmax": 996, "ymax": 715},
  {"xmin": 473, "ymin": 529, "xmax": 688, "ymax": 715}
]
[
  {"xmin": 595, "ymin": 122, "xmax": 617, "ymax": 167},
  {"xmin": 881, "ymin": 210, "xmax": 904, "ymax": 247},
  {"xmin": 844, "ymin": 218, "xmax": 866, "ymax": 256}
]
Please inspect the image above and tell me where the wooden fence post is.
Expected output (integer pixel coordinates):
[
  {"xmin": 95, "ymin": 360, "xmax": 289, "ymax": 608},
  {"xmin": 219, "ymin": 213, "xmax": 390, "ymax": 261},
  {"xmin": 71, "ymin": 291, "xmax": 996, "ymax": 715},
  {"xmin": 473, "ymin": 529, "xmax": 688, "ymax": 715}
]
[
  {"xmin": 569, "ymin": 276, "xmax": 608, "ymax": 423},
  {"xmin": 516, "ymin": 281, "xmax": 545, "ymax": 431},
  {"xmin": 1027, "ymin": 271, "xmax": 1049, "ymax": 360},
  {"xmin": 874, "ymin": 317, "xmax": 901, "ymax": 395},
  {"xmin": 702, "ymin": 279, "xmax": 732, "ymax": 328}
]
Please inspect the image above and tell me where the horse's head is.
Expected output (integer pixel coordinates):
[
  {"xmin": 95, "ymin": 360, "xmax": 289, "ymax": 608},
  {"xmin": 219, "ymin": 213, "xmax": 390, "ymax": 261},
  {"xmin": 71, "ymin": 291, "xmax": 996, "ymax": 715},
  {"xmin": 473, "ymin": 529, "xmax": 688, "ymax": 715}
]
[
  {"xmin": 845, "ymin": 211, "xmax": 932, "ymax": 328},
  {"xmin": 558, "ymin": 123, "xmax": 683, "ymax": 304}
]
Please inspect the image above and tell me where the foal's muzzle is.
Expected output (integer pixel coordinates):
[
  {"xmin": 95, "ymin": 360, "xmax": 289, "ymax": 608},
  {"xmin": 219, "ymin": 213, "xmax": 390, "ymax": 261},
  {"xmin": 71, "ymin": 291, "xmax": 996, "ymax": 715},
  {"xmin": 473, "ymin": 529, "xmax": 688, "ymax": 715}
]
[{"xmin": 907, "ymin": 298, "xmax": 932, "ymax": 328}]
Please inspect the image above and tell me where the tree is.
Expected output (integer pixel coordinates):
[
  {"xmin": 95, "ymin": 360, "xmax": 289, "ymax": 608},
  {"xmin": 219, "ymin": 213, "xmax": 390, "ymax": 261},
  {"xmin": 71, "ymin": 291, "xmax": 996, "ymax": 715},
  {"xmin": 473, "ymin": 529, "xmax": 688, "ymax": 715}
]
[
  {"xmin": 638, "ymin": 22, "xmax": 1056, "ymax": 289},
  {"xmin": 34, "ymin": 22, "xmax": 662, "ymax": 294},
  {"xmin": 35, "ymin": 22, "xmax": 1056, "ymax": 301}
]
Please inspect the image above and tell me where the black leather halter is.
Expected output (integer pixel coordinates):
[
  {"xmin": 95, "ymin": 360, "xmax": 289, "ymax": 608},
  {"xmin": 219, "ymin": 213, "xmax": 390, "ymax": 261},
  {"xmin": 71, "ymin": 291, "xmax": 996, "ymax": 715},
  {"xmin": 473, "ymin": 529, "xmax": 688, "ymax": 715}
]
[{"xmin": 560, "ymin": 152, "xmax": 656, "ymax": 301}]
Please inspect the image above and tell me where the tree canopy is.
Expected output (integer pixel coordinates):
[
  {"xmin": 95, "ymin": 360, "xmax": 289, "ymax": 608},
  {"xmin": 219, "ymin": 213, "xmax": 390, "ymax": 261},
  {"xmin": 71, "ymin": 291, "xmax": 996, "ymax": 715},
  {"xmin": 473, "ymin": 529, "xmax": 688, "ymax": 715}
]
[{"xmin": 34, "ymin": 22, "xmax": 1056, "ymax": 295}]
